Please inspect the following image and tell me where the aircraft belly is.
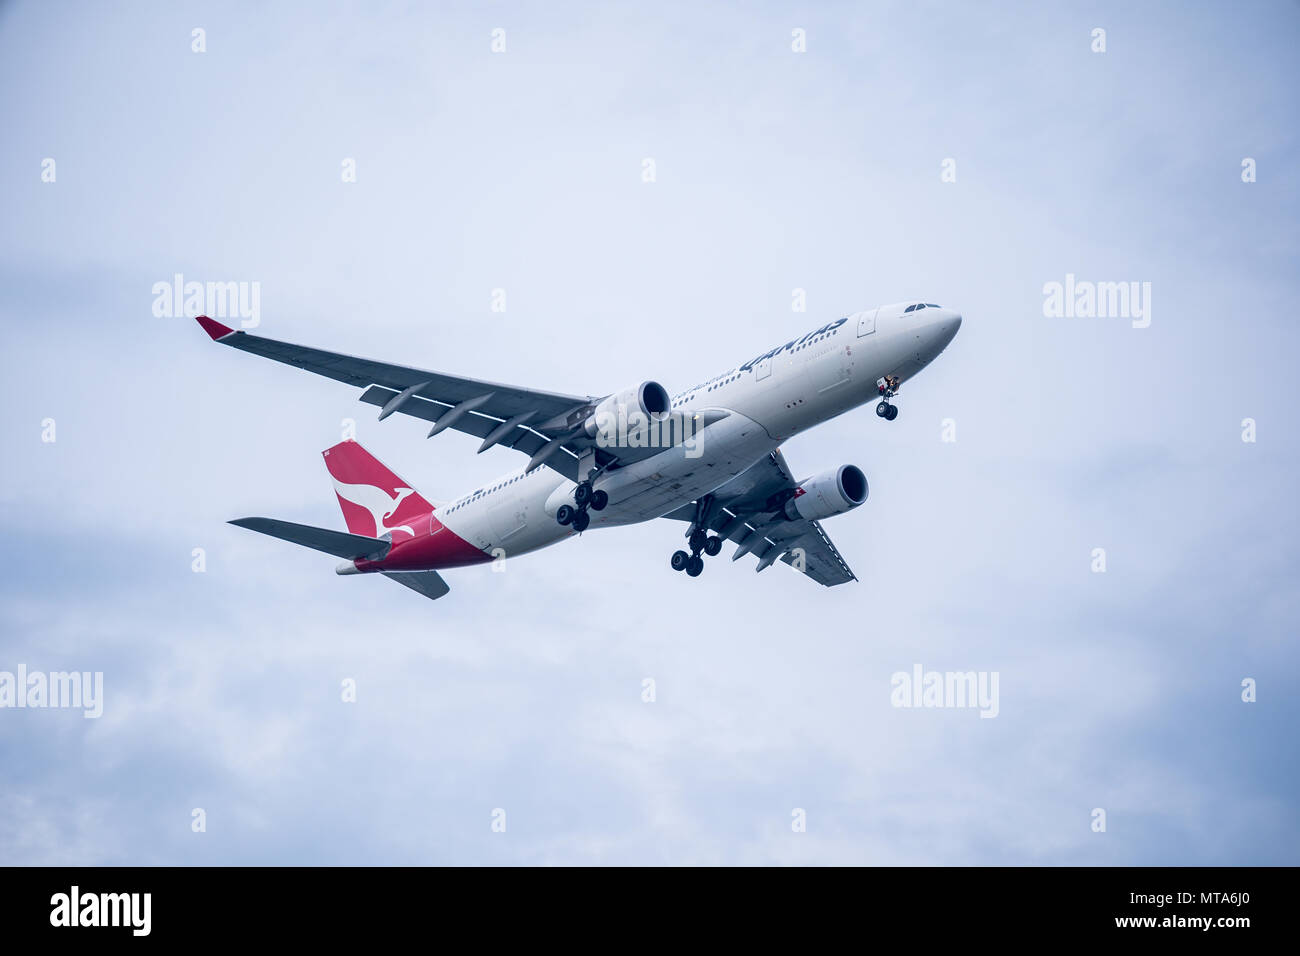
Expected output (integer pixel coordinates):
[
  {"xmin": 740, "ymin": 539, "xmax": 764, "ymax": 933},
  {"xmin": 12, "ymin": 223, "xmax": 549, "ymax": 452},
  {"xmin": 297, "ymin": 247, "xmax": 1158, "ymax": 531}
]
[{"xmin": 592, "ymin": 413, "xmax": 775, "ymax": 525}]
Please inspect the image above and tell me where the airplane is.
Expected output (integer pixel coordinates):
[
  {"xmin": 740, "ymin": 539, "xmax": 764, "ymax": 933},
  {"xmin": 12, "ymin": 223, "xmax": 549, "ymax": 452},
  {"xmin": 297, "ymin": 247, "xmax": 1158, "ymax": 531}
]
[{"xmin": 197, "ymin": 301, "xmax": 961, "ymax": 602}]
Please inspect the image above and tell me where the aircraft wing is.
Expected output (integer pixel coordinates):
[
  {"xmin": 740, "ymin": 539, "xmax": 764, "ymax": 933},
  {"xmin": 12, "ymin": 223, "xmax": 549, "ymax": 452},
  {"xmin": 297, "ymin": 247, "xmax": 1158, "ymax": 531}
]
[
  {"xmin": 196, "ymin": 317, "xmax": 603, "ymax": 480},
  {"xmin": 661, "ymin": 449, "xmax": 857, "ymax": 587}
]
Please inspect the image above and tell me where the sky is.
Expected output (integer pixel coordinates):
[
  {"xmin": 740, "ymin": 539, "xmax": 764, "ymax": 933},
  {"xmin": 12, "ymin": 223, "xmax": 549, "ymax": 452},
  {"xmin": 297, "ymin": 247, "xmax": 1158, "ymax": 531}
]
[{"xmin": 1, "ymin": 0, "xmax": 1297, "ymax": 865}]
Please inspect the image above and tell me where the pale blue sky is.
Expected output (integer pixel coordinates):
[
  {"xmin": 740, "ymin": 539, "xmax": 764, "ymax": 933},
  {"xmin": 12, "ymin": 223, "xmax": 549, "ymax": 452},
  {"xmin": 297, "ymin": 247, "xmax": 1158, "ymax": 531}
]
[{"xmin": 1, "ymin": 0, "xmax": 1297, "ymax": 864}]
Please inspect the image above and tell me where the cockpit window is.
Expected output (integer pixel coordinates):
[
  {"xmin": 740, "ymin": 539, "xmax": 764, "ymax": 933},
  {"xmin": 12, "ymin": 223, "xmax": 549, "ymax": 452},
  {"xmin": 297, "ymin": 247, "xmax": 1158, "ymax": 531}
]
[
  {"xmin": 904, "ymin": 304, "xmax": 917, "ymax": 313},
  {"xmin": 926, "ymin": 303, "xmax": 940, "ymax": 309}
]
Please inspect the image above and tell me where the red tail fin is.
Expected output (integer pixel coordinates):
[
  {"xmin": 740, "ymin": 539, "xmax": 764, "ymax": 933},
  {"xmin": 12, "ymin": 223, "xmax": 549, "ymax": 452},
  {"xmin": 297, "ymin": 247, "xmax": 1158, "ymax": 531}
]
[{"xmin": 322, "ymin": 441, "xmax": 432, "ymax": 540}]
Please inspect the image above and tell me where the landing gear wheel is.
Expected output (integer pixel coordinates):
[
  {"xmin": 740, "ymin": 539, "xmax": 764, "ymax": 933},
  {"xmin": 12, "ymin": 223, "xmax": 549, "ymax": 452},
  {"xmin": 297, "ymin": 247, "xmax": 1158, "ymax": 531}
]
[
  {"xmin": 556, "ymin": 505, "xmax": 575, "ymax": 526},
  {"xmin": 876, "ymin": 401, "xmax": 890, "ymax": 418},
  {"xmin": 574, "ymin": 482, "xmax": 593, "ymax": 507},
  {"xmin": 589, "ymin": 489, "xmax": 608, "ymax": 511},
  {"xmin": 572, "ymin": 510, "xmax": 590, "ymax": 533},
  {"xmin": 670, "ymin": 550, "xmax": 690, "ymax": 572},
  {"xmin": 686, "ymin": 555, "xmax": 704, "ymax": 577},
  {"xmin": 703, "ymin": 535, "xmax": 723, "ymax": 557},
  {"xmin": 688, "ymin": 529, "xmax": 708, "ymax": 553},
  {"xmin": 885, "ymin": 404, "xmax": 899, "ymax": 421}
]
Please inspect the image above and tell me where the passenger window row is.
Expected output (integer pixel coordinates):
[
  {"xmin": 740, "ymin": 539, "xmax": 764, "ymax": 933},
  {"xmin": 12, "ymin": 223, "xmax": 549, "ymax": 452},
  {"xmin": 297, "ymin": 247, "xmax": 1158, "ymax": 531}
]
[{"xmin": 448, "ymin": 470, "xmax": 532, "ymax": 513}]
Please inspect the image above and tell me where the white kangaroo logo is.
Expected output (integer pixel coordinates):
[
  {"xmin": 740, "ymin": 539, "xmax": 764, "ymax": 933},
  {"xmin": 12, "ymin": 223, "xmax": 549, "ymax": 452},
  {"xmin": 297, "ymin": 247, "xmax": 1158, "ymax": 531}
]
[{"xmin": 331, "ymin": 479, "xmax": 417, "ymax": 537}]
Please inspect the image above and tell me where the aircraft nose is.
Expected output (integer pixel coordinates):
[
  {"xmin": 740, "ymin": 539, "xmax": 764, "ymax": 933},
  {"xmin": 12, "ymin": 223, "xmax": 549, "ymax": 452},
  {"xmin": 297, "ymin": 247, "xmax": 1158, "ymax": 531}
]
[{"xmin": 933, "ymin": 309, "xmax": 962, "ymax": 349}]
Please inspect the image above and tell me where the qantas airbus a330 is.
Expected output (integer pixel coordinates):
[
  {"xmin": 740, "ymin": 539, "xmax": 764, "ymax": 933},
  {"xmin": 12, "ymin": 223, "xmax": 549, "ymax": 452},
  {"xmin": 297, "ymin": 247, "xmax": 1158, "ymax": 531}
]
[{"xmin": 197, "ymin": 302, "xmax": 961, "ymax": 601}]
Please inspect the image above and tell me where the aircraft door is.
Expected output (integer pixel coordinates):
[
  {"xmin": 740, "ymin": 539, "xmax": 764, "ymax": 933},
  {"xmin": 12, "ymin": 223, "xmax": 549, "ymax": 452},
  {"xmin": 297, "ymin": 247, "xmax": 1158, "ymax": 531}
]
[
  {"xmin": 489, "ymin": 492, "xmax": 527, "ymax": 541},
  {"xmin": 856, "ymin": 309, "xmax": 877, "ymax": 337},
  {"xmin": 755, "ymin": 356, "xmax": 772, "ymax": 381}
]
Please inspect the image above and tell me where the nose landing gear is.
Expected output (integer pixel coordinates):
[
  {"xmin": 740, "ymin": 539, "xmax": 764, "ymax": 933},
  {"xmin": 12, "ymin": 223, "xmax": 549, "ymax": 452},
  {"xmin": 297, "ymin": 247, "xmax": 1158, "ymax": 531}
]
[{"xmin": 876, "ymin": 376, "xmax": 901, "ymax": 420}]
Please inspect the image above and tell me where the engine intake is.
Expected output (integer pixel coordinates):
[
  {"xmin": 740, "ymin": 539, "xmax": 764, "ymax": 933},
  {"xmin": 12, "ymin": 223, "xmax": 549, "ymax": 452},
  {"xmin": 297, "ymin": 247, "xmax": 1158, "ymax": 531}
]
[
  {"xmin": 784, "ymin": 465, "xmax": 868, "ymax": 521},
  {"xmin": 583, "ymin": 381, "xmax": 671, "ymax": 438}
]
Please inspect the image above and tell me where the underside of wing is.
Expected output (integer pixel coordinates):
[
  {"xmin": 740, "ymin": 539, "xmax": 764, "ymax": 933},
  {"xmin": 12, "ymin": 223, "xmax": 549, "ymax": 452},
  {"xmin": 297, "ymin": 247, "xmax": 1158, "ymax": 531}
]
[
  {"xmin": 197, "ymin": 317, "xmax": 608, "ymax": 480},
  {"xmin": 661, "ymin": 450, "xmax": 857, "ymax": 586}
]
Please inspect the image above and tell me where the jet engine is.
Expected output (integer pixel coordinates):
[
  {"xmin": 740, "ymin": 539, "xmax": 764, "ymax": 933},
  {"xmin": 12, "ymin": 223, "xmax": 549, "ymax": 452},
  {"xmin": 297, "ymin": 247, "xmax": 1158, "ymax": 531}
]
[
  {"xmin": 582, "ymin": 381, "xmax": 672, "ymax": 438},
  {"xmin": 783, "ymin": 465, "xmax": 868, "ymax": 521}
]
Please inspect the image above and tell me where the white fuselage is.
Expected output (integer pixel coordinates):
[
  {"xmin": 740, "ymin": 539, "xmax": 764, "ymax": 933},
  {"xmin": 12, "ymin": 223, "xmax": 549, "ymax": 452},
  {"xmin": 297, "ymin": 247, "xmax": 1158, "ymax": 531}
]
[{"xmin": 434, "ymin": 302, "xmax": 962, "ymax": 558}]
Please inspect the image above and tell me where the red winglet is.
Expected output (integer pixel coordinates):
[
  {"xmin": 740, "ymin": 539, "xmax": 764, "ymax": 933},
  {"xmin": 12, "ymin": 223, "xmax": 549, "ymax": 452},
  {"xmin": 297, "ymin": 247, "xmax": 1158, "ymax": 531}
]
[{"xmin": 196, "ymin": 315, "xmax": 236, "ymax": 340}]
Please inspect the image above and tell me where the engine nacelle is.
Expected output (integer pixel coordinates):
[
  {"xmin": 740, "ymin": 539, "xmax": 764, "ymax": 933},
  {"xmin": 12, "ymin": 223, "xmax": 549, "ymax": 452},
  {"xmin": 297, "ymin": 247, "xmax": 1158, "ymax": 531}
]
[
  {"xmin": 783, "ymin": 465, "xmax": 868, "ymax": 521},
  {"xmin": 582, "ymin": 381, "xmax": 672, "ymax": 438}
]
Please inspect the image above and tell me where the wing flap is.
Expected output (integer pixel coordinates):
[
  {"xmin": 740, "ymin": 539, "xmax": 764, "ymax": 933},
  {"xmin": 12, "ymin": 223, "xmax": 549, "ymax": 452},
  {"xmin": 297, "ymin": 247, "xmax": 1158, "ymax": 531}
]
[
  {"xmin": 356, "ymin": 386, "xmax": 576, "ymax": 478},
  {"xmin": 774, "ymin": 521, "xmax": 857, "ymax": 586}
]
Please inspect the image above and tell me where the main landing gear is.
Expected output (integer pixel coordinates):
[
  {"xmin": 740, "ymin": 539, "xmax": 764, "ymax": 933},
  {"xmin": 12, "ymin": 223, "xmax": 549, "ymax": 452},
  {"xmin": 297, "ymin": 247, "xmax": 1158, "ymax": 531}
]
[
  {"xmin": 556, "ymin": 478, "xmax": 608, "ymax": 534},
  {"xmin": 670, "ymin": 500, "xmax": 723, "ymax": 577},
  {"xmin": 875, "ymin": 375, "xmax": 901, "ymax": 421}
]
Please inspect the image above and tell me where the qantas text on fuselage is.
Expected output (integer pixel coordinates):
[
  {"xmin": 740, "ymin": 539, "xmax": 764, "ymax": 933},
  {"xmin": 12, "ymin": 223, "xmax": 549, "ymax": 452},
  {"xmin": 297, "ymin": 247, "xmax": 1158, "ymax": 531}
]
[{"xmin": 197, "ymin": 301, "xmax": 961, "ymax": 601}]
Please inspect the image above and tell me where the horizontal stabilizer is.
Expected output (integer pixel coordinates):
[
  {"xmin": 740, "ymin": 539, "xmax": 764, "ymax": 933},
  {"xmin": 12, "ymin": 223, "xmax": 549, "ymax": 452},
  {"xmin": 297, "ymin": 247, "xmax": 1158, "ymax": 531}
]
[
  {"xmin": 382, "ymin": 570, "xmax": 451, "ymax": 601},
  {"xmin": 229, "ymin": 517, "xmax": 391, "ymax": 560}
]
